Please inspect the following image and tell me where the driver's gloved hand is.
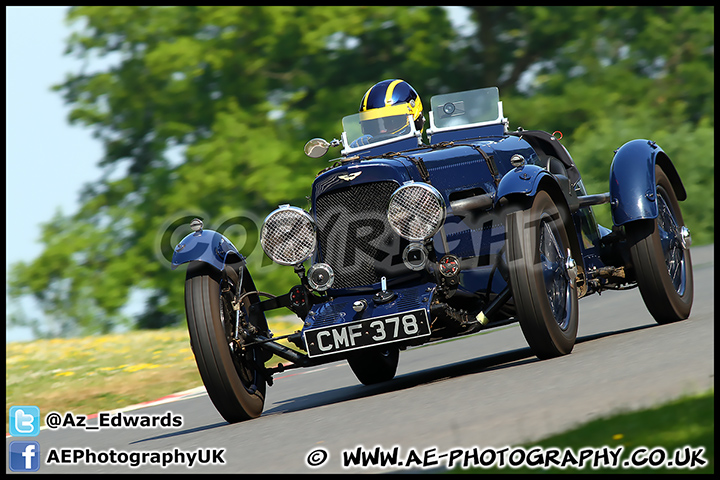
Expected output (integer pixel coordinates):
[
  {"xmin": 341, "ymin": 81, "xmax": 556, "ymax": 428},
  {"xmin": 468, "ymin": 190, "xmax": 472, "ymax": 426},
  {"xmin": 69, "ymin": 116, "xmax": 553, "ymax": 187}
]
[{"xmin": 350, "ymin": 134, "xmax": 373, "ymax": 148}]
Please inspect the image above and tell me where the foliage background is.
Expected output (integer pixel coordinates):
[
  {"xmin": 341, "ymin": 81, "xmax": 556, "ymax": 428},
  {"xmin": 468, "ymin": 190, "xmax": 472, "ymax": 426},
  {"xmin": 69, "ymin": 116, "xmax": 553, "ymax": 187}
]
[{"xmin": 7, "ymin": 6, "xmax": 714, "ymax": 338}]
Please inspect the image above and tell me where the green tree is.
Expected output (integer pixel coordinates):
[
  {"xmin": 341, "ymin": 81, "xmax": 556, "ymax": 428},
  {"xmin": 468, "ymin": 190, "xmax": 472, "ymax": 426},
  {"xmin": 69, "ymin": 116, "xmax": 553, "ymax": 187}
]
[
  {"xmin": 499, "ymin": 6, "xmax": 714, "ymax": 242},
  {"xmin": 8, "ymin": 6, "xmax": 461, "ymax": 336},
  {"xmin": 8, "ymin": 6, "xmax": 713, "ymax": 337}
]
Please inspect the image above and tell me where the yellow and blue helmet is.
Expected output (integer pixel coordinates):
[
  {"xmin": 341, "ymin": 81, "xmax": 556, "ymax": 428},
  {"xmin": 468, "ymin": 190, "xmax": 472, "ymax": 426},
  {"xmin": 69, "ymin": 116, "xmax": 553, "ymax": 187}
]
[{"xmin": 359, "ymin": 79, "xmax": 424, "ymax": 137}]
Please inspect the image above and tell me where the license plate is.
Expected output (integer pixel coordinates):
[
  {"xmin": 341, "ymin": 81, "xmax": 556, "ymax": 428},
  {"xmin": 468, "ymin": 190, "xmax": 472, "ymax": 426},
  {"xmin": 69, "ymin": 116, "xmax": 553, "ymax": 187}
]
[{"xmin": 304, "ymin": 309, "xmax": 431, "ymax": 357}]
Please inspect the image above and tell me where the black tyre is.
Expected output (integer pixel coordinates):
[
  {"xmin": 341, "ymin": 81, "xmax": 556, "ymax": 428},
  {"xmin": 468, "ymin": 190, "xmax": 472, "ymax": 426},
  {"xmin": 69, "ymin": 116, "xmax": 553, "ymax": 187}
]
[
  {"xmin": 506, "ymin": 190, "xmax": 579, "ymax": 359},
  {"xmin": 626, "ymin": 166, "xmax": 693, "ymax": 324},
  {"xmin": 347, "ymin": 346, "xmax": 400, "ymax": 385},
  {"xmin": 184, "ymin": 261, "xmax": 266, "ymax": 423}
]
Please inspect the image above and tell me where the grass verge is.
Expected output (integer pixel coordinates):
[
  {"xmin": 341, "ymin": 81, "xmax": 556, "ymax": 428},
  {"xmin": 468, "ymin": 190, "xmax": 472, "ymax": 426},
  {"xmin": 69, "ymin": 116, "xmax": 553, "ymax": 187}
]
[
  {"xmin": 5, "ymin": 320, "xmax": 301, "ymax": 433},
  {"xmin": 449, "ymin": 390, "xmax": 714, "ymax": 474}
]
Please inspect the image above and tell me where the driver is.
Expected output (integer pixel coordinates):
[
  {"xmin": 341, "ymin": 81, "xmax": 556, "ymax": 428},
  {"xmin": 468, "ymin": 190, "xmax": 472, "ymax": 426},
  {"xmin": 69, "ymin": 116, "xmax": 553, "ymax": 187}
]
[{"xmin": 352, "ymin": 79, "xmax": 425, "ymax": 147}]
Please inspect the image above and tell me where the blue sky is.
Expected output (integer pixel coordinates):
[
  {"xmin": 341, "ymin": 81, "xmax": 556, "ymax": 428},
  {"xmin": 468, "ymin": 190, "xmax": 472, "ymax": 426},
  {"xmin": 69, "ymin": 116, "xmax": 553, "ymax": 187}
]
[{"xmin": 6, "ymin": 6, "xmax": 104, "ymax": 342}]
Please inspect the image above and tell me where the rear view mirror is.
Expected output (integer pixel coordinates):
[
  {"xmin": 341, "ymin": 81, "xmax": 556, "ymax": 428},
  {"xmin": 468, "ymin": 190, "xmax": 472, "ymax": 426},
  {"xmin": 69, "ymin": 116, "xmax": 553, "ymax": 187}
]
[{"xmin": 304, "ymin": 138, "xmax": 331, "ymax": 158}]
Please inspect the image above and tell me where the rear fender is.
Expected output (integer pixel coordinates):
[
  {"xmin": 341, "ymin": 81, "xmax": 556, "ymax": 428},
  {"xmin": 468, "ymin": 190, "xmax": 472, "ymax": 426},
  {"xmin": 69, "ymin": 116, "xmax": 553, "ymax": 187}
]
[{"xmin": 609, "ymin": 139, "xmax": 686, "ymax": 226}]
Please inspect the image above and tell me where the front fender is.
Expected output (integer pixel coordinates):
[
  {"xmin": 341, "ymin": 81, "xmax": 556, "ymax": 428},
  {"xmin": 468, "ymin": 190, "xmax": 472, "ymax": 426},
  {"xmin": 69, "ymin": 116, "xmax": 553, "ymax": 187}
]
[
  {"xmin": 495, "ymin": 164, "xmax": 554, "ymax": 202},
  {"xmin": 495, "ymin": 164, "xmax": 586, "ymax": 294},
  {"xmin": 172, "ymin": 229, "xmax": 243, "ymax": 272},
  {"xmin": 609, "ymin": 139, "xmax": 686, "ymax": 226}
]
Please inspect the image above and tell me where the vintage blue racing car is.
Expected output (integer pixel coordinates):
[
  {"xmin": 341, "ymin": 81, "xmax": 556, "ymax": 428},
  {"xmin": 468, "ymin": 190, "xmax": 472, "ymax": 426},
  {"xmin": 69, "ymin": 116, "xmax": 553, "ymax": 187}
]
[{"xmin": 172, "ymin": 83, "xmax": 693, "ymax": 423}]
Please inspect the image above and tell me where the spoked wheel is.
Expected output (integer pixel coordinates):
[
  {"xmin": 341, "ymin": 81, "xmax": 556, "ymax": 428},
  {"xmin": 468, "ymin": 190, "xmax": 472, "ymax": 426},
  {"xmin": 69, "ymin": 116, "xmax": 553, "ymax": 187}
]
[
  {"xmin": 347, "ymin": 346, "xmax": 400, "ymax": 385},
  {"xmin": 625, "ymin": 166, "xmax": 693, "ymax": 324},
  {"xmin": 506, "ymin": 191, "xmax": 579, "ymax": 359},
  {"xmin": 184, "ymin": 261, "xmax": 267, "ymax": 423}
]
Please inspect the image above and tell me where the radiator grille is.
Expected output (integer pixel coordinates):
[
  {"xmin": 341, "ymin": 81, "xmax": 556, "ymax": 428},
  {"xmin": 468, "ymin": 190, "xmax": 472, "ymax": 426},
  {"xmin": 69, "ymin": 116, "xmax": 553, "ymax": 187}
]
[{"xmin": 315, "ymin": 181, "xmax": 407, "ymax": 289}]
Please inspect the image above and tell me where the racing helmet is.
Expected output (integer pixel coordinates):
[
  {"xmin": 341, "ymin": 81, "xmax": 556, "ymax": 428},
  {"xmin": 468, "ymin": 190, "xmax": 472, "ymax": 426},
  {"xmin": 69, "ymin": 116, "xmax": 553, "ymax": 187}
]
[{"xmin": 359, "ymin": 79, "xmax": 424, "ymax": 138}]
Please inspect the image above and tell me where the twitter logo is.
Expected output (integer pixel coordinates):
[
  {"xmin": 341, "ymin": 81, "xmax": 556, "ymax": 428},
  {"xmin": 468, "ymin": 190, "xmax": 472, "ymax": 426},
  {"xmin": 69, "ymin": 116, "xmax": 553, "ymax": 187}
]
[{"xmin": 9, "ymin": 406, "xmax": 40, "ymax": 437}]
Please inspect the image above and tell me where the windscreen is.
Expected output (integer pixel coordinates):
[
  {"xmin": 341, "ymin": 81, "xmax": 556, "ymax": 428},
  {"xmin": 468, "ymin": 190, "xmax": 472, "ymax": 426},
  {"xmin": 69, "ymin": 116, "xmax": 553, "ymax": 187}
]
[
  {"xmin": 430, "ymin": 87, "xmax": 500, "ymax": 130},
  {"xmin": 342, "ymin": 113, "xmax": 416, "ymax": 150}
]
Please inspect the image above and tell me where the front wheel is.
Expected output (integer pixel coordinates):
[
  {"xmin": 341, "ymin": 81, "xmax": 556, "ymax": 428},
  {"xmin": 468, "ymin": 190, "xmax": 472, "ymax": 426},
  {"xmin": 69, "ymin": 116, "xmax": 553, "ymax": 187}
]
[
  {"xmin": 625, "ymin": 166, "xmax": 693, "ymax": 324},
  {"xmin": 506, "ymin": 191, "xmax": 579, "ymax": 359},
  {"xmin": 184, "ymin": 261, "xmax": 266, "ymax": 423}
]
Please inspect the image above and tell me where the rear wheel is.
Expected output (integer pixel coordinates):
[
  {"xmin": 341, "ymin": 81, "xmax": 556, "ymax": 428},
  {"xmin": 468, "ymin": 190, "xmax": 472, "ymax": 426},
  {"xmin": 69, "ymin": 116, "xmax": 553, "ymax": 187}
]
[
  {"xmin": 625, "ymin": 166, "xmax": 693, "ymax": 324},
  {"xmin": 184, "ymin": 261, "xmax": 266, "ymax": 423},
  {"xmin": 347, "ymin": 346, "xmax": 400, "ymax": 385},
  {"xmin": 506, "ymin": 191, "xmax": 579, "ymax": 359}
]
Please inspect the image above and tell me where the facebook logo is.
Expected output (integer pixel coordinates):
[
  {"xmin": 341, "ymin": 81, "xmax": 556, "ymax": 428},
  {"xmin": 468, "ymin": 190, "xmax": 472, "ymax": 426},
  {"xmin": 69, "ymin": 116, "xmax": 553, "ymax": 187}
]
[
  {"xmin": 9, "ymin": 441, "xmax": 41, "ymax": 472},
  {"xmin": 9, "ymin": 406, "xmax": 40, "ymax": 436}
]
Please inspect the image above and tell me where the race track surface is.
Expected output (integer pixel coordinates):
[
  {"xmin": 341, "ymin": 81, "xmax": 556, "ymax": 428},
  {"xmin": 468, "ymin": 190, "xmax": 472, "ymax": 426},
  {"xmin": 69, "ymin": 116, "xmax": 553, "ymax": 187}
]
[{"xmin": 6, "ymin": 245, "xmax": 713, "ymax": 473}]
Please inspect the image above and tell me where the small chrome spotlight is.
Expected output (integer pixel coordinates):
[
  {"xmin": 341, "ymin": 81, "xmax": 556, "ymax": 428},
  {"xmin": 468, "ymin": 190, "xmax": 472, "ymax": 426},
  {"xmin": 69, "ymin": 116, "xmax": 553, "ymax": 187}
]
[
  {"xmin": 403, "ymin": 243, "xmax": 428, "ymax": 271},
  {"xmin": 307, "ymin": 263, "xmax": 335, "ymax": 291}
]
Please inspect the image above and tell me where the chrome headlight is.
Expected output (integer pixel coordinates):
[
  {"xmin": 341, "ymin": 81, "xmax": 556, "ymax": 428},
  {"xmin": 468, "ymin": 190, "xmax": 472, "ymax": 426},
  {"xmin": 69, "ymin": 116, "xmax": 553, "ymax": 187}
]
[
  {"xmin": 260, "ymin": 205, "xmax": 316, "ymax": 266},
  {"xmin": 387, "ymin": 183, "xmax": 446, "ymax": 242}
]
